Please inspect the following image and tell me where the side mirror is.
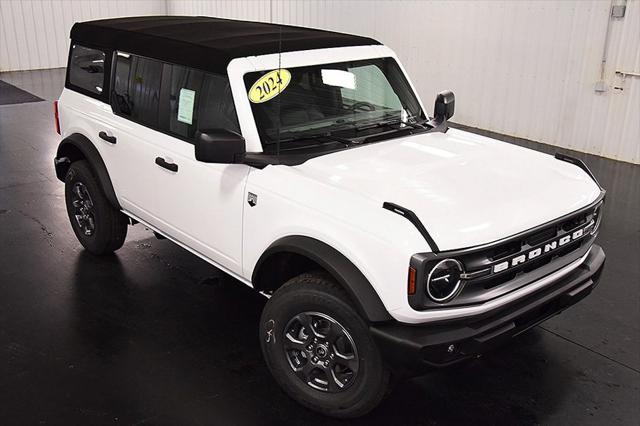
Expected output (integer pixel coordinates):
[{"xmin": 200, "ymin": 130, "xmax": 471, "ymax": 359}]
[
  {"xmin": 195, "ymin": 129, "xmax": 246, "ymax": 164},
  {"xmin": 434, "ymin": 90, "xmax": 455, "ymax": 122}
]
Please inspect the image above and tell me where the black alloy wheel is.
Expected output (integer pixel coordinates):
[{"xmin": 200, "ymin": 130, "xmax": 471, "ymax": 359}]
[
  {"xmin": 71, "ymin": 181, "xmax": 96, "ymax": 236},
  {"xmin": 283, "ymin": 311, "xmax": 359, "ymax": 393}
]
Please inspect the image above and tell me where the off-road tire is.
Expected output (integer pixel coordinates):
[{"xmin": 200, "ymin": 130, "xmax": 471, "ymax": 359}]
[
  {"xmin": 64, "ymin": 160, "xmax": 127, "ymax": 254},
  {"xmin": 259, "ymin": 272, "xmax": 390, "ymax": 418}
]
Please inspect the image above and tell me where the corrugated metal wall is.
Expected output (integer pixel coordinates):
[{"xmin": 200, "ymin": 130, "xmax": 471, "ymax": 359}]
[
  {"xmin": 0, "ymin": 0, "xmax": 166, "ymax": 71},
  {"xmin": 1, "ymin": 0, "xmax": 638, "ymax": 163},
  {"xmin": 168, "ymin": 0, "xmax": 640, "ymax": 164}
]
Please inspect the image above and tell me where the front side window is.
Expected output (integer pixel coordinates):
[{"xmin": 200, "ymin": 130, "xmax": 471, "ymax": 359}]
[
  {"xmin": 159, "ymin": 64, "xmax": 240, "ymax": 139},
  {"xmin": 244, "ymin": 57, "xmax": 423, "ymax": 150},
  {"xmin": 159, "ymin": 63, "xmax": 204, "ymax": 139},
  {"xmin": 68, "ymin": 44, "xmax": 106, "ymax": 95}
]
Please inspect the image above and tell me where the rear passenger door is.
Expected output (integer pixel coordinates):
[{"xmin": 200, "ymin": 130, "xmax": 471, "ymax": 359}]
[{"xmin": 109, "ymin": 53, "xmax": 249, "ymax": 275}]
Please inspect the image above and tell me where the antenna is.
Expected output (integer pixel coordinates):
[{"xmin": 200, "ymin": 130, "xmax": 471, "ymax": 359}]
[{"xmin": 276, "ymin": 24, "xmax": 282, "ymax": 159}]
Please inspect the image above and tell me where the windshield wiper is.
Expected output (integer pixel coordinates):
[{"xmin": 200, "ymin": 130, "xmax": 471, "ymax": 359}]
[
  {"xmin": 356, "ymin": 117, "xmax": 432, "ymax": 145},
  {"xmin": 275, "ymin": 131, "xmax": 358, "ymax": 147},
  {"xmin": 354, "ymin": 117, "xmax": 429, "ymax": 132}
]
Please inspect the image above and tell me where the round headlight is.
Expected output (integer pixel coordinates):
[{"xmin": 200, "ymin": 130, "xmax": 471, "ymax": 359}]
[{"xmin": 426, "ymin": 259, "xmax": 463, "ymax": 303}]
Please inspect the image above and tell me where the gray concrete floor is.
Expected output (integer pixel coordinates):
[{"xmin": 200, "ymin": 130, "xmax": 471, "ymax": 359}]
[
  {"xmin": 0, "ymin": 68, "xmax": 638, "ymax": 425},
  {"xmin": 0, "ymin": 68, "xmax": 66, "ymax": 101}
]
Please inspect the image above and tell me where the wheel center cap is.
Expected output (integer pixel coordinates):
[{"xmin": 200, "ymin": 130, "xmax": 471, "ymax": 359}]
[{"xmin": 315, "ymin": 344, "xmax": 328, "ymax": 358}]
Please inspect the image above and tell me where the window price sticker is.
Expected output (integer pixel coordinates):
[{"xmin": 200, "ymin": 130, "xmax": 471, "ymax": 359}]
[{"xmin": 178, "ymin": 88, "xmax": 196, "ymax": 124}]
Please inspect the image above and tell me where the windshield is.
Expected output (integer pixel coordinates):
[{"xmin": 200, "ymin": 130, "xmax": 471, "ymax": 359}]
[{"xmin": 244, "ymin": 57, "xmax": 424, "ymax": 149}]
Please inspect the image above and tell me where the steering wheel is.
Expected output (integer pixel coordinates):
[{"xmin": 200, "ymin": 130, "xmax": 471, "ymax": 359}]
[{"xmin": 348, "ymin": 101, "xmax": 377, "ymax": 112}]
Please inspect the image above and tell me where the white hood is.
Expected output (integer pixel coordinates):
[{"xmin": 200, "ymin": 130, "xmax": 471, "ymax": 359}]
[{"xmin": 294, "ymin": 128, "xmax": 602, "ymax": 251}]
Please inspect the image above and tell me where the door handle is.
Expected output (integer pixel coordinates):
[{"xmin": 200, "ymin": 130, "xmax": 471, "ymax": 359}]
[
  {"xmin": 99, "ymin": 131, "xmax": 117, "ymax": 144},
  {"xmin": 155, "ymin": 157, "xmax": 178, "ymax": 172}
]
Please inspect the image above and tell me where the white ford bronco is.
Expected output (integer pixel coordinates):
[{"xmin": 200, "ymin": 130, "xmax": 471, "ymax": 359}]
[{"xmin": 54, "ymin": 16, "xmax": 606, "ymax": 418}]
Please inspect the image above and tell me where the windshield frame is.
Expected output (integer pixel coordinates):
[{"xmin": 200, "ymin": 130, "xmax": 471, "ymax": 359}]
[{"xmin": 227, "ymin": 45, "xmax": 427, "ymax": 154}]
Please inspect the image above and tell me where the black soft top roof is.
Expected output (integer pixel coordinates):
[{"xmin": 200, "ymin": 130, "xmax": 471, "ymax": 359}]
[{"xmin": 71, "ymin": 16, "xmax": 381, "ymax": 75}]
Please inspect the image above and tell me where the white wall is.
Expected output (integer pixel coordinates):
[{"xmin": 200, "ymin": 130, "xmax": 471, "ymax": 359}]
[
  {"xmin": 169, "ymin": 0, "xmax": 640, "ymax": 164},
  {"xmin": 1, "ymin": 0, "xmax": 638, "ymax": 163},
  {"xmin": 0, "ymin": 0, "xmax": 166, "ymax": 71}
]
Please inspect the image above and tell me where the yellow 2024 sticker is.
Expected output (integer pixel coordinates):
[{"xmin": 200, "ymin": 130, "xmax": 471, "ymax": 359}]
[{"xmin": 248, "ymin": 69, "xmax": 291, "ymax": 103}]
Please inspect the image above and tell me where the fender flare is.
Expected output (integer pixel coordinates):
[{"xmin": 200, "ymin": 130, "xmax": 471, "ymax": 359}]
[
  {"xmin": 253, "ymin": 235, "xmax": 393, "ymax": 322},
  {"xmin": 54, "ymin": 133, "xmax": 120, "ymax": 209}
]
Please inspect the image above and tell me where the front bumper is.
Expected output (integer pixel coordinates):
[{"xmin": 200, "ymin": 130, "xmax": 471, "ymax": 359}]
[{"xmin": 370, "ymin": 244, "xmax": 605, "ymax": 374}]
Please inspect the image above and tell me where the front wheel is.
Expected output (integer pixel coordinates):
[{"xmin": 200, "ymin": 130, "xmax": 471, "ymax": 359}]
[{"xmin": 259, "ymin": 272, "xmax": 390, "ymax": 418}]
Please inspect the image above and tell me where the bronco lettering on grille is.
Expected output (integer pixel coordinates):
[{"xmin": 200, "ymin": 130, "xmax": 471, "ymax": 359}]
[{"xmin": 492, "ymin": 221, "xmax": 594, "ymax": 274}]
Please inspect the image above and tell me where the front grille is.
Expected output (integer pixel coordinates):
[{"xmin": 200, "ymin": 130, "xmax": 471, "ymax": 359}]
[
  {"xmin": 481, "ymin": 239, "xmax": 582, "ymax": 290},
  {"xmin": 452, "ymin": 213, "xmax": 596, "ymax": 303},
  {"xmin": 483, "ymin": 211, "xmax": 589, "ymax": 266},
  {"xmin": 526, "ymin": 226, "xmax": 557, "ymax": 247},
  {"xmin": 408, "ymin": 194, "xmax": 604, "ymax": 311}
]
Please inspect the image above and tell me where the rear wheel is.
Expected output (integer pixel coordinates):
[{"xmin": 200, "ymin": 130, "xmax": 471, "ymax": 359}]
[
  {"xmin": 259, "ymin": 272, "xmax": 390, "ymax": 418},
  {"xmin": 64, "ymin": 160, "xmax": 127, "ymax": 255}
]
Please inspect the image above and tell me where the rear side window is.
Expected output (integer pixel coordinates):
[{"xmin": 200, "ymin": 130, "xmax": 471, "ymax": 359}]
[
  {"xmin": 113, "ymin": 52, "xmax": 240, "ymax": 141},
  {"xmin": 68, "ymin": 44, "xmax": 106, "ymax": 96},
  {"xmin": 113, "ymin": 53, "xmax": 163, "ymax": 128}
]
